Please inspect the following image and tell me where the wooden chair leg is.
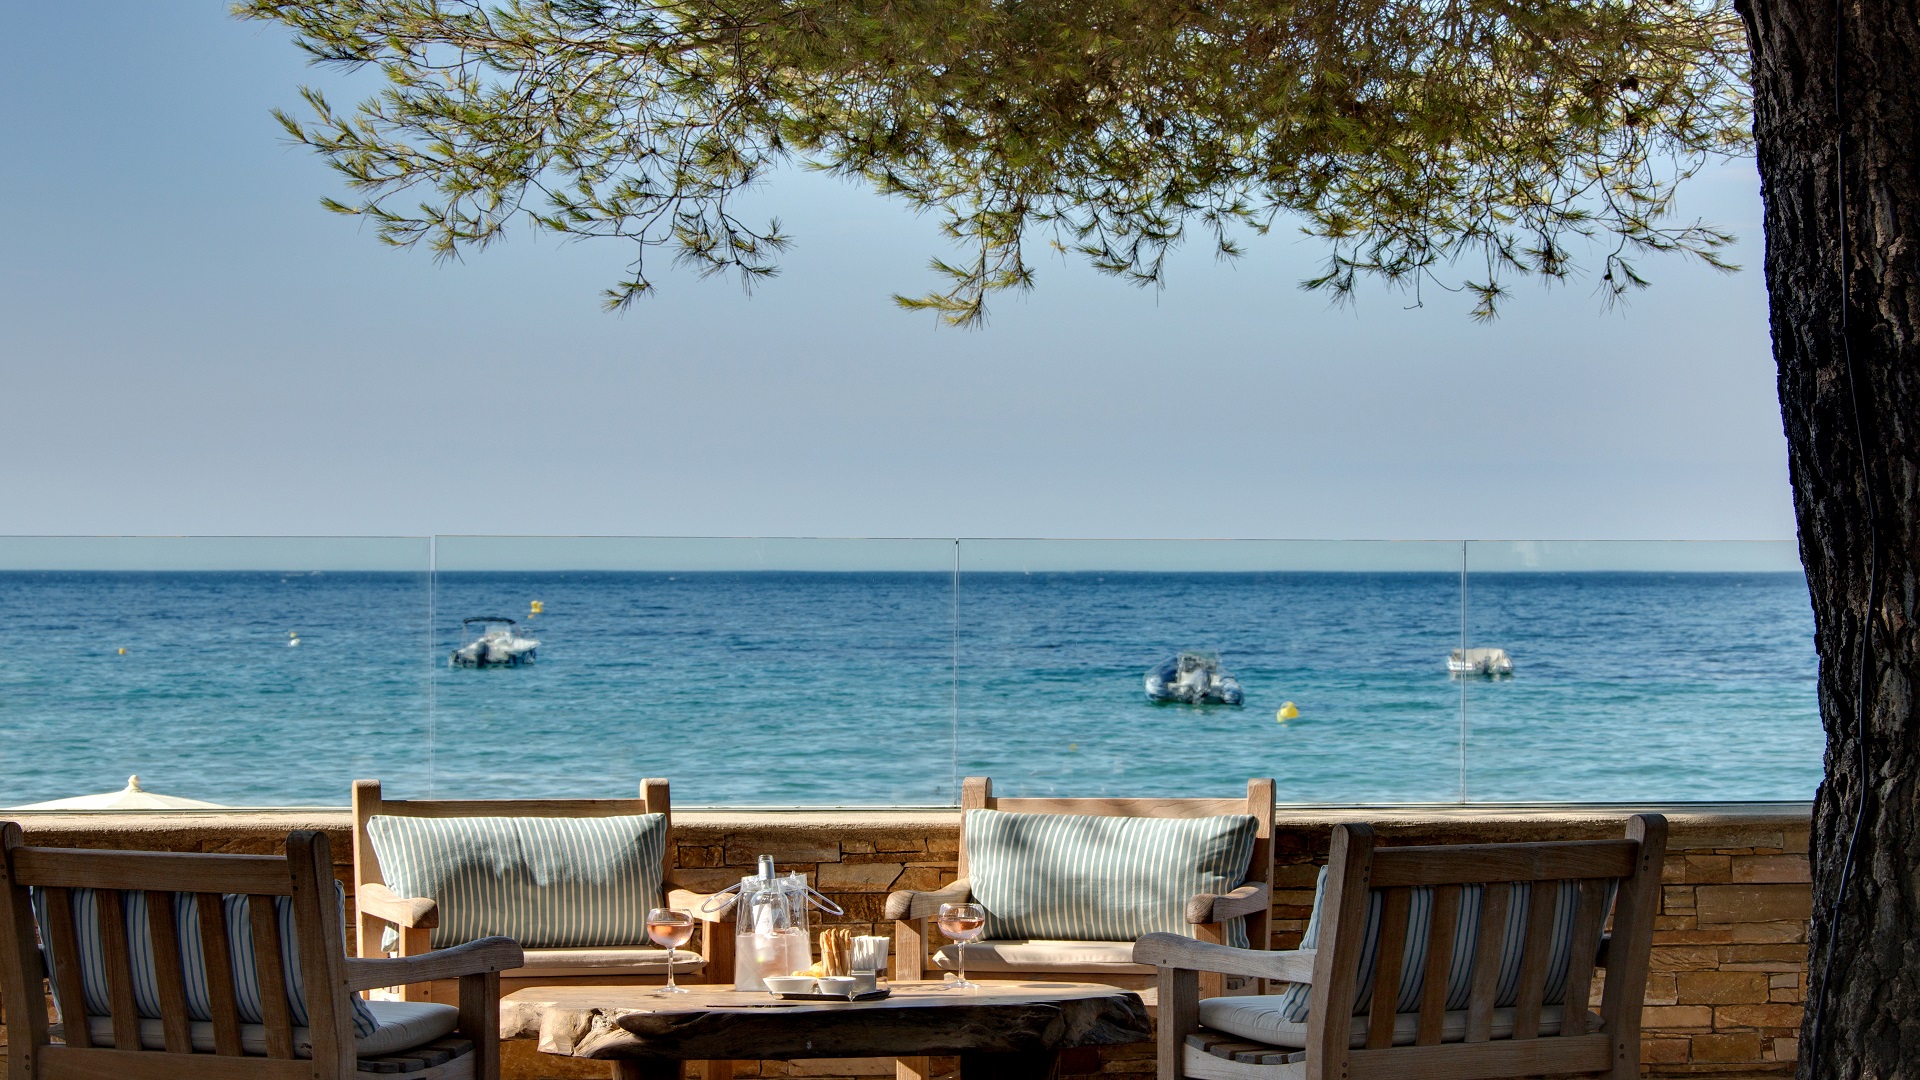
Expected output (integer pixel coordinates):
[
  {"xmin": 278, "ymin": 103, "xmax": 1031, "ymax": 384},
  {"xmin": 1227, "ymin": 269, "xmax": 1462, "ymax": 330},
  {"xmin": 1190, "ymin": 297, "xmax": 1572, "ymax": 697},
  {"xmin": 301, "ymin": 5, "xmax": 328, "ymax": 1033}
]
[
  {"xmin": 698, "ymin": 919, "xmax": 734, "ymax": 985},
  {"xmin": 458, "ymin": 971, "xmax": 501, "ymax": 1080},
  {"xmin": 896, "ymin": 1058, "xmax": 931, "ymax": 1080},
  {"xmin": 1159, "ymin": 966, "xmax": 1199, "ymax": 1080},
  {"xmin": 399, "ymin": 927, "xmax": 434, "ymax": 1002},
  {"xmin": 1194, "ymin": 924, "xmax": 1226, "ymax": 1000},
  {"xmin": 893, "ymin": 918, "xmax": 927, "ymax": 981}
]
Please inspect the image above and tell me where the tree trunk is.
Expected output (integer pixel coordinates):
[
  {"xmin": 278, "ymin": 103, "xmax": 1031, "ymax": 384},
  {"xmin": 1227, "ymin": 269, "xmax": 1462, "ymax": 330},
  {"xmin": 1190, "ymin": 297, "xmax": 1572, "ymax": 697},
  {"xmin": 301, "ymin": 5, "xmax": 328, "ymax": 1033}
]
[{"xmin": 1735, "ymin": 0, "xmax": 1920, "ymax": 1076}]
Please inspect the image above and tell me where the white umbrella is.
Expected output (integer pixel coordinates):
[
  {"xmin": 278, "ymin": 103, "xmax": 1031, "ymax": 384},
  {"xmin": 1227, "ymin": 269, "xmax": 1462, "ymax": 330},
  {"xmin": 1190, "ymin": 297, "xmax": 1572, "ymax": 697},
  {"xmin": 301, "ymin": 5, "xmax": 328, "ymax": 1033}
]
[{"xmin": 12, "ymin": 775, "xmax": 227, "ymax": 810}]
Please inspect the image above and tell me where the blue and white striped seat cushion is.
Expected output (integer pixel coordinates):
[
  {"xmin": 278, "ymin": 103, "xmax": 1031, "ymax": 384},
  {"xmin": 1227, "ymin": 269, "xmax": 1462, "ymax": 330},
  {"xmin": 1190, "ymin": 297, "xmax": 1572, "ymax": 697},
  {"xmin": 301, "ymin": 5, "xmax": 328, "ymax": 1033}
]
[
  {"xmin": 1272, "ymin": 868, "xmax": 1614, "ymax": 1021},
  {"xmin": 367, "ymin": 814, "xmax": 667, "ymax": 950},
  {"xmin": 82, "ymin": 999, "xmax": 456, "ymax": 1058},
  {"xmin": 965, "ymin": 810, "xmax": 1259, "ymax": 949},
  {"xmin": 1200, "ymin": 996, "xmax": 1570, "ymax": 1048},
  {"xmin": 31, "ymin": 885, "xmax": 378, "ymax": 1037}
]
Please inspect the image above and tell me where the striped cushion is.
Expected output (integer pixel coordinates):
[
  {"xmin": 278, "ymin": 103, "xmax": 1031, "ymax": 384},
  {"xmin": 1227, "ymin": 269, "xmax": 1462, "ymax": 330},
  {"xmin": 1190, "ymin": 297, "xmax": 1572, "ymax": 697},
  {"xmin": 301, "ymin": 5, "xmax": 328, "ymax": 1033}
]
[
  {"xmin": 1272, "ymin": 868, "xmax": 1613, "ymax": 1022},
  {"xmin": 1200, "ymin": 996, "xmax": 1569, "ymax": 1048},
  {"xmin": 32, "ymin": 884, "xmax": 378, "ymax": 1037},
  {"xmin": 367, "ymin": 814, "xmax": 667, "ymax": 949},
  {"xmin": 82, "ymin": 999, "xmax": 456, "ymax": 1057},
  {"xmin": 964, "ymin": 810, "xmax": 1259, "ymax": 949}
]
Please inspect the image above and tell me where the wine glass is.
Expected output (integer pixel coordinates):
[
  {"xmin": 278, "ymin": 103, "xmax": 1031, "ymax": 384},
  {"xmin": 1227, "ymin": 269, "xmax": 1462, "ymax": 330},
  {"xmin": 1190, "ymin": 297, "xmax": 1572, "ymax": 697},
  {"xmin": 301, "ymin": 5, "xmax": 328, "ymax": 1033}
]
[
  {"xmin": 647, "ymin": 907, "xmax": 695, "ymax": 994},
  {"xmin": 936, "ymin": 902, "xmax": 986, "ymax": 991}
]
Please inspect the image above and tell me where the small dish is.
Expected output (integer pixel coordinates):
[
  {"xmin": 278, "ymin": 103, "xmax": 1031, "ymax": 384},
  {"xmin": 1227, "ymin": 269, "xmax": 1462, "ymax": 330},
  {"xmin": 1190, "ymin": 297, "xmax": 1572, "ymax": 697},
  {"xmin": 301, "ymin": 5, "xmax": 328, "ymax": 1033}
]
[
  {"xmin": 763, "ymin": 976, "xmax": 817, "ymax": 995},
  {"xmin": 815, "ymin": 976, "xmax": 857, "ymax": 996}
]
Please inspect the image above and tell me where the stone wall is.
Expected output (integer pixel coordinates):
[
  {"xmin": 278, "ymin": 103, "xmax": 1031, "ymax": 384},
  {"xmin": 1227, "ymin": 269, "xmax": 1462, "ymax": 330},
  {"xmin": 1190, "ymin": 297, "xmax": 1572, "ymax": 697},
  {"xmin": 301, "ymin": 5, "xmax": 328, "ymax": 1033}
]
[{"xmin": 0, "ymin": 803, "xmax": 1810, "ymax": 1080}]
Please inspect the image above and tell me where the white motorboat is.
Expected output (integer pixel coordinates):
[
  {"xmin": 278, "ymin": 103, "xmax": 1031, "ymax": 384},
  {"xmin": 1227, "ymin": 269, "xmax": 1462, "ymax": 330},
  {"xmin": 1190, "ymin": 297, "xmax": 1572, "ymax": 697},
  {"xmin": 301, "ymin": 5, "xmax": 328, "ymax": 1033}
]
[
  {"xmin": 1448, "ymin": 647, "xmax": 1513, "ymax": 676},
  {"xmin": 450, "ymin": 616, "xmax": 539, "ymax": 668},
  {"xmin": 1145, "ymin": 651, "xmax": 1245, "ymax": 705}
]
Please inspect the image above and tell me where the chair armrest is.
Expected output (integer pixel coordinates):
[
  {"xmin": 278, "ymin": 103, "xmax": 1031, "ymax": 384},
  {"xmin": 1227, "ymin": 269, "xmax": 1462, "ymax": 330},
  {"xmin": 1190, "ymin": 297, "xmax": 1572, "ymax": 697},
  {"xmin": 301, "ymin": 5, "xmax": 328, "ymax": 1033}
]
[
  {"xmin": 1185, "ymin": 882, "xmax": 1271, "ymax": 925},
  {"xmin": 357, "ymin": 882, "xmax": 439, "ymax": 930},
  {"xmin": 343, "ymin": 936, "xmax": 524, "ymax": 991},
  {"xmin": 667, "ymin": 885, "xmax": 735, "ymax": 923},
  {"xmin": 1134, "ymin": 933, "xmax": 1316, "ymax": 983},
  {"xmin": 884, "ymin": 878, "xmax": 972, "ymax": 921}
]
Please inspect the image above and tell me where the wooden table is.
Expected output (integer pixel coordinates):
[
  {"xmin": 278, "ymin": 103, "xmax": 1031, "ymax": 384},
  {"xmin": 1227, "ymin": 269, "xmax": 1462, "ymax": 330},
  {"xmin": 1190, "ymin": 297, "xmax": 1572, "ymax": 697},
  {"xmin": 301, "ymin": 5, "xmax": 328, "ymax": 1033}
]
[{"xmin": 500, "ymin": 980, "xmax": 1151, "ymax": 1080}]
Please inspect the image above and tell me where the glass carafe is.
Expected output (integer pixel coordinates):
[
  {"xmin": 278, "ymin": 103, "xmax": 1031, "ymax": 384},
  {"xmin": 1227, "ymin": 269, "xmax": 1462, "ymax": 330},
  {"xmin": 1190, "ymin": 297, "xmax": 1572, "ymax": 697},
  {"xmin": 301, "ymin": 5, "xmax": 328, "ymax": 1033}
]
[{"xmin": 728, "ymin": 856, "xmax": 839, "ymax": 990}]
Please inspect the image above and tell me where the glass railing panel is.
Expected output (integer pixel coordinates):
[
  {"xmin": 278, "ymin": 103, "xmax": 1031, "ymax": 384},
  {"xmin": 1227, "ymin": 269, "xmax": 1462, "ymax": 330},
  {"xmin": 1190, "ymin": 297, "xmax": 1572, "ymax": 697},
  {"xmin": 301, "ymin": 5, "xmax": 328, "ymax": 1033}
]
[
  {"xmin": 0, "ymin": 536, "xmax": 433, "ymax": 807},
  {"xmin": 424, "ymin": 536, "xmax": 959, "ymax": 804},
  {"xmin": 1460, "ymin": 540, "xmax": 1819, "ymax": 801},
  {"xmin": 955, "ymin": 539, "xmax": 1466, "ymax": 801}
]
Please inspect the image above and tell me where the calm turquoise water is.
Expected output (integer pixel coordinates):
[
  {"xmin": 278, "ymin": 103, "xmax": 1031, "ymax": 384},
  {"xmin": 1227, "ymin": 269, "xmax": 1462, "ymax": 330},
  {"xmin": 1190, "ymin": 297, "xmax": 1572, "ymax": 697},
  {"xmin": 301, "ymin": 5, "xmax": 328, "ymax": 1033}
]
[{"xmin": 0, "ymin": 571, "xmax": 1822, "ymax": 806}]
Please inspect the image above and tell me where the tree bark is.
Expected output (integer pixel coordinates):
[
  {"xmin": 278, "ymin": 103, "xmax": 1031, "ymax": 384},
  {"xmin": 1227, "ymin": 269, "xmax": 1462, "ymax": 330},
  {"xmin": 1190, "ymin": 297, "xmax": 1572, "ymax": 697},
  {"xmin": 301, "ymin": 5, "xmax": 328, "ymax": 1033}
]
[{"xmin": 1735, "ymin": 0, "xmax": 1920, "ymax": 1076}]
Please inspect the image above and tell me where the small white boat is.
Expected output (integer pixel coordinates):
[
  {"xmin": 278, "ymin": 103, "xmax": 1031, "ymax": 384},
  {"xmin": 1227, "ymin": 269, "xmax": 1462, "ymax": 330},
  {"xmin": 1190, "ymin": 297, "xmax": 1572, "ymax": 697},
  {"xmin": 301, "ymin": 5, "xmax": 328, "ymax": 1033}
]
[
  {"xmin": 1448, "ymin": 647, "xmax": 1513, "ymax": 677},
  {"xmin": 1145, "ymin": 651, "xmax": 1244, "ymax": 705},
  {"xmin": 450, "ymin": 616, "xmax": 539, "ymax": 668}
]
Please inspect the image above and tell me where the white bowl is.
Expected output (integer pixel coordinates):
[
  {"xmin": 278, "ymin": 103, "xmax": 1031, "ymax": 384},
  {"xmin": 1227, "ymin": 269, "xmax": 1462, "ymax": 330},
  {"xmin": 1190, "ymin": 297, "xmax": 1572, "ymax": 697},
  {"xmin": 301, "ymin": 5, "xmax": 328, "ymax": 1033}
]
[
  {"xmin": 814, "ymin": 976, "xmax": 858, "ymax": 996},
  {"xmin": 764, "ymin": 976, "xmax": 817, "ymax": 995}
]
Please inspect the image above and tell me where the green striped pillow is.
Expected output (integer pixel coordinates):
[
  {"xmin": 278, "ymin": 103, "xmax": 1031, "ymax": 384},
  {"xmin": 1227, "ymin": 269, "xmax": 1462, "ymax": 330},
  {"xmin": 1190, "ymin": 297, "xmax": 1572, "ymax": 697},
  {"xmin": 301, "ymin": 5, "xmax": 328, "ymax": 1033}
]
[
  {"xmin": 965, "ymin": 810, "xmax": 1258, "ymax": 948},
  {"xmin": 367, "ymin": 814, "xmax": 667, "ymax": 950}
]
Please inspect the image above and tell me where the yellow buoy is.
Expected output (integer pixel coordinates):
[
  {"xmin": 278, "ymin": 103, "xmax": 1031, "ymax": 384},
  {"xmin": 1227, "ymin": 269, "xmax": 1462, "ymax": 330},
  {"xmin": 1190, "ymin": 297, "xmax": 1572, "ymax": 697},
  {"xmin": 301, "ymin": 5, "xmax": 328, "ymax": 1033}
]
[
  {"xmin": 530, "ymin": 600, "xmax": 544, "ymax": 615},
  {"xmin": 1276, "ymin": 701, "xmax": 1299, "ymax": 722},
  {"xmin": 117, "ymin": 647, "xmax": 127, "ymax": 655}
]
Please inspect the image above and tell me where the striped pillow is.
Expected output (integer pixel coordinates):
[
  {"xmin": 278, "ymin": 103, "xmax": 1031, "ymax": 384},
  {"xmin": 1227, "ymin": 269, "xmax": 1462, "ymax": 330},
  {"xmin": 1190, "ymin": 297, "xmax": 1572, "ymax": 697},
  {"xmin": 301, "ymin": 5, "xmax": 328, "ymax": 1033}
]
[
  {"xmin": 368, "ymin": 814, "xmax": 667, "ymax": 950},
  {"xmin": 32, "ymin": 884, "xmax": 378, "ymax": 1037},
  {"xmin": 965, "ymin": 810, "xmax": 1259, "ymax": 949},
  {"xmin": 1272, "ymin": 868, "xmax": 1612, "ymax": 1022}
]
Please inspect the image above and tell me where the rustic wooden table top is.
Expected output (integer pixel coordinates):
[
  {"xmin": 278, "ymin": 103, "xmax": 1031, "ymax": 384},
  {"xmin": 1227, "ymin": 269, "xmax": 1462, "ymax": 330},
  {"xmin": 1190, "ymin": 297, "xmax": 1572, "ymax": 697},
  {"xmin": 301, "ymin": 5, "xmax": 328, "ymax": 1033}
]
[{"xmin": 501, "ymin": 979, "xmax": 1151, "ymax": 1065}]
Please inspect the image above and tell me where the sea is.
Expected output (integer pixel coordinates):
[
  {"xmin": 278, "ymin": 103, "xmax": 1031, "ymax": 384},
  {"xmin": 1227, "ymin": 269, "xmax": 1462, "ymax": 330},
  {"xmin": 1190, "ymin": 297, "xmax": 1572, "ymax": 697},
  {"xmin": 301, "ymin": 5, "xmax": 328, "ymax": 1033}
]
[{"xmin": 0, "ymin": 570, "xmax": 1824, "ymax": 807}]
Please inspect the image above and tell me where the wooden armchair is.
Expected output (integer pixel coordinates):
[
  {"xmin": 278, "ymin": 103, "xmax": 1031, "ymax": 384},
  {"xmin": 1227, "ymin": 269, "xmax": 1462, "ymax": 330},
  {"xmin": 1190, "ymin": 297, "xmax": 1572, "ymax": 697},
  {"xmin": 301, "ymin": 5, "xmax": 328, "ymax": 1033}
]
[
  {"xmin": 1136, "ymin": 815, "xmax": 1667, "ymax": 1080},
  {"xmin": 887, "ymin": 776, "xmax": 1276, "ymax": 996},
  {"xmin": 352, "ymin": 779, "xmax": 732, "ymax": 1003},
  {"xmin": 0, "ymin": 822, "xmax": 521, "ymax": 1080}
]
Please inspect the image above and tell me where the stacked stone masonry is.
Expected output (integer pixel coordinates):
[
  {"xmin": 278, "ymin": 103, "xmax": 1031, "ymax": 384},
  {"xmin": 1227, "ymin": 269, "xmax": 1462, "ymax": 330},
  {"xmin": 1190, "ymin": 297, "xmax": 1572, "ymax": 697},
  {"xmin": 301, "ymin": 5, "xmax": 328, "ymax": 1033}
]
[{"xmin": 0, "ymin": 803, "xmax": 1808, "ymax": 1080}]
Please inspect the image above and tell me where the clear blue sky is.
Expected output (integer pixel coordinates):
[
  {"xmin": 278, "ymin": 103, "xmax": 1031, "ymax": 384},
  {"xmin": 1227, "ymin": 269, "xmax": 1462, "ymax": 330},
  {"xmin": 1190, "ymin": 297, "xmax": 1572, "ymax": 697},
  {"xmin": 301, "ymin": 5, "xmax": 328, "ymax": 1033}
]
[{"xmin": 0, "ymin": 4, "xmax": 1792, "ymax": 544}]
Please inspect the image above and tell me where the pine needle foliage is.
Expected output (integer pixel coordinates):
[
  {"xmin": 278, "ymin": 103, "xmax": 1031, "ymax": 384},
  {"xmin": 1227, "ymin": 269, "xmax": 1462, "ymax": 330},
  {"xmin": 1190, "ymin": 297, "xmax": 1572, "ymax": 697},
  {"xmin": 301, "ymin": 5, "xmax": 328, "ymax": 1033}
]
[{"xmin": 237, "ymin": 0, "xmax": 1751, "ymax": 323}]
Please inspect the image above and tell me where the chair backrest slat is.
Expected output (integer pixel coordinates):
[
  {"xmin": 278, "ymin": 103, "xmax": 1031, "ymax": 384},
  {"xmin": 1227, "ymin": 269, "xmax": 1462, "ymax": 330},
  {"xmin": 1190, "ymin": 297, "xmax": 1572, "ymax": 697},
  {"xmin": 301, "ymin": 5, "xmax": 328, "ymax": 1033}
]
[
  {"xmin": 1463, "ymin": 882, "xmax": 1509, "ymax": 1044},
  {"xmin": 0, "ymin": 826, "xmax": 50, "ymax": 1080},
  {"xmin": 1305, "ymin": 823, "xmax": 1375, "ymax": 1080},
  {"xmin": 369, "ymin": 798, "xmax": 648, "ymax": 819},
  {"xmin": 0, "ymin": 825, "xmax": 54, "ymax": 1080},
  {"xmin": 1243, "ymin": 779, "xmax": 1277, "ymax": 950},
  {"xmin": 96, "ymin": 889, "xmax": 143, "ymax": 1052},
  {"xmin": 145, "ymin": 890, "xmax": 194, "ymax": 1053},
  {"xmin": 14, "ymin": 849, "xmax": 291, "ymax": 896},
  {"xmin": 248, "ymin": 894, "xmax": 296, "ymax": 1058},
  {"xmin": 1414, "ymin": 884, "xmax": 1461, "ymax": 1046},
  {"xmin": 196, "ymin": 891, "xmax": 245, "ymax": 1056},
  {"xmin": 1597, "ymin": 815, "xmax": 1667, "ymax": 1080},
  {"xmin": 289, "ymin": 833, "xmax": 355, "ymax": 1080},
  {"xmin": 1559, "ymin": 879, "xmax": 1609, "ymax": 1037},
  {"xmin": 989, "ymin": 796, "xmax": 1255, "ymax": 817},
  {"xmin": 1365, "ymin": 888, "xmax": 1411, "ymax": 1049},
  {"xmin": 40, "ymin": 886, "xmax": 93, "ymax": 1049},
  {"xmin": 1509, "ymin": 880, "xmax": 1560, "ymax": 1040},
  {"xmin": 1368, "ymin": 841, "xmax": 1636, "ymax": 888}
]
